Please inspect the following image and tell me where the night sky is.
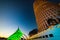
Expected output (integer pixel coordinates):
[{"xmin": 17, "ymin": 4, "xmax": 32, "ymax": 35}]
[{"xmin": 0, "ymin": 0, "xmax": 60, "ymax": 37}]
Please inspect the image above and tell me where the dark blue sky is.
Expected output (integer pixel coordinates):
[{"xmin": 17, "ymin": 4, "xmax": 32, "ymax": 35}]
[
  {"xmin": 0, "ymin": 0, "xmax": 60, "ymax": 37},
  {"xmin": 0, "ymin": 0, "xmax": 37, "ymax": 37},
  {"xmin": 48, "ymin": 0, "xmax": 60, "ymax": 3}
]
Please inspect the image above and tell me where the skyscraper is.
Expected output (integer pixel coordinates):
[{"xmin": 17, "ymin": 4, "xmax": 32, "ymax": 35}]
[{"xmin": 33, "ymin": 0, "xmax": 60, "ymax": 32}]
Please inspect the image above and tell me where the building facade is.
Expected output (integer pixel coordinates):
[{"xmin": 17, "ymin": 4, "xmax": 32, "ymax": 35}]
[{"xmin": 33, "ymin": 0, "xmax": 60, "ymax": 32}]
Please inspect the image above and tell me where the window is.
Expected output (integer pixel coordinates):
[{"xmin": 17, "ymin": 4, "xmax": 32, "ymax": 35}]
[
  {"xmin": 49, "ymin": 34, "xmax": 53, "ymax": 37},
  {"xmin": 56, "ymin": 10, "xmax": 60, "ymax": 22},
  {"xmin": 58, "ymin": 18, "xmax": 60, "ymax": 23},
  {"xmin": 21, "ymin": 38, "xmax": 23, "ymax": 40},
  {"xmin": 42, "ymin": 36, "xmax": 45, "ymax": 38},
  {"xmin": 45, "ymin": 35, "xmax": 48, "ymax": 38},
  {"xmin": 57, "ymin": 10, "xmax": 60, "ymax": 16}
]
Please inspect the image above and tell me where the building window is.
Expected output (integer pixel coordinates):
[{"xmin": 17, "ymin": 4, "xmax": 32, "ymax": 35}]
[
  {"xmin": 49, "ymin": 34, "xmax": 53, "ymax": 37},
  {"xmin": 56, "ymin": 10, "xmax": 60, "ymax": 23},
  {"xmin": 45, "ymin": 35, "xmax": 48, "ymax": 38},
  {"xmin": 42, "ymin": 36, "xmax": 45, "ymax": 38},
  {"xmin": 57, "ymin": 10, "xmax": 60, "ymax": 16},
  {"xmin": 58, "ymin": 18, "xmax": 60, "ymax": 23}
]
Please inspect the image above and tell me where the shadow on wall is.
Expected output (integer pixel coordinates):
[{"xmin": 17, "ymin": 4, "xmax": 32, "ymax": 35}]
[{"xmin": 29, "ymin": 28, "xmax": 38, "ymax": 37}]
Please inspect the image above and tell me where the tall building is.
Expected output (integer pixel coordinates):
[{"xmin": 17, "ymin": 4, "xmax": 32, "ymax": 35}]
[
  {"xmin": 33, "ymin": 0, "xmax": 60, "ymax": 32},
  {"xmin": 59, "ymin": 3, "xmax": 60, "ymax": 6}
]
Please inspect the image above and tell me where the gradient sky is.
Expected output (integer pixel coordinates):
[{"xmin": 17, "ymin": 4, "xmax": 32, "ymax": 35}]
[{"xmin": 0, "ymin": 0, "xmax": 60, "ymax": 38}]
